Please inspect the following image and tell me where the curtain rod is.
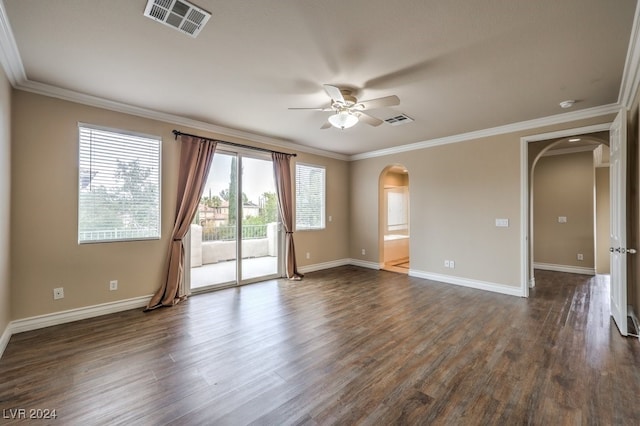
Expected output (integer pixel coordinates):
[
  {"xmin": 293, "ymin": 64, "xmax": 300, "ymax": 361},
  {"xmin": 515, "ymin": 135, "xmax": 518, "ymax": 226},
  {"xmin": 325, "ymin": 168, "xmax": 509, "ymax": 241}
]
[{"xmin": 172, "ymin": 130, "xmax": 297, "ymax": 157}]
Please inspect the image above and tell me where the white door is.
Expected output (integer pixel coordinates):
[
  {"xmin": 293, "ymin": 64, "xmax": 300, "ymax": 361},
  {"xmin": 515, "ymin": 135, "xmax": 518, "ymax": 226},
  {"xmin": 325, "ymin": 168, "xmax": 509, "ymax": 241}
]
[{"xmin": 610, "ymin": 109, "xmax": 628, "ymax": 336}]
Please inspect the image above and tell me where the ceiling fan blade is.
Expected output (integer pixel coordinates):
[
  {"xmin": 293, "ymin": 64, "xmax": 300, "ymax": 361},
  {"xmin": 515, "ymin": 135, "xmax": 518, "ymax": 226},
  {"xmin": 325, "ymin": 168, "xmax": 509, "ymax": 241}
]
[
  {"xmin": 323, "ymin": 84, "xmax": 345, "ymax": 104},
  {"xmin": 356, "ymin": 95, "xmax": 400, "ymax": 110},
  {"xmin": 288, "ymin": 107, "xmax": 333, "ymax": 111},
  {"xmin": 320, "ymin": 121, "xmax": 332, "ymax": 129},
  {"xmin": 357, "ymin": 112, "xmax": 383, "ymax": 127}
]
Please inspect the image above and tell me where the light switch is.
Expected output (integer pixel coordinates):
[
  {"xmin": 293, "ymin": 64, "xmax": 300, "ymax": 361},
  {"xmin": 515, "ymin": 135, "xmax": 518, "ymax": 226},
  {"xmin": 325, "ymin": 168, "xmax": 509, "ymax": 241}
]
[
  {"xmin": 495, "ymin": 218, "xmax": 509, "ymax": 227},
  {"xmin": 558, "ymin": 216, "xmax": 567, "ymax": 223}
]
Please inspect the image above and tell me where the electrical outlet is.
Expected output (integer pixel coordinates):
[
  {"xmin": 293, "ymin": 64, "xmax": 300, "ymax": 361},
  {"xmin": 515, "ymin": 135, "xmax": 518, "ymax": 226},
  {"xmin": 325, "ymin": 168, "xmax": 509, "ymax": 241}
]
[
  {"xmin": 450, "ymin": 260, "xmax": 455, "ymax": 269},
  {"xmin": 362, "ymin": 249, "xmax": 366, "ymax": 256},
  {"xmin": 306, "ymin": 252, "xmax": 310, "ymax": 259},
  {"xmin": 444, "ymin": 260, "xmax": 450, "ymax": 268},
  {"xmin": 110, "ymin": 280, "xmax": 118, "ymax": 291},
  {"xmin": 53, "ymin": 287, "xmax": 64, "ymax": 300},
  {"xmin": 577, "ymin": 254, "xmax": 584, "ymax": 261}
]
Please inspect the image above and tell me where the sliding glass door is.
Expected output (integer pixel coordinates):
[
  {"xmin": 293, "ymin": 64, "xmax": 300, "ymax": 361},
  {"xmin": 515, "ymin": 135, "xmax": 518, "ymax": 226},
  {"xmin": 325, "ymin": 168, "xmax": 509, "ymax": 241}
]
[
  {"xmin": 189, "ymin": 150, "xmax": 281, "ymax": 291},
  {"xmin": 241, "ymin": 157, "xmax": 279, "ymax": 281}
]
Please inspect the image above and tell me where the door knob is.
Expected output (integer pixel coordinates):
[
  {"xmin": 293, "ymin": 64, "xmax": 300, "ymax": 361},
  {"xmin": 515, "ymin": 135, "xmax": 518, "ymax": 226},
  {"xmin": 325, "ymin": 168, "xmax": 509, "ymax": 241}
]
[{"xmin": 609, "ymin": 247, "xmax": 637, "ymax": 254}]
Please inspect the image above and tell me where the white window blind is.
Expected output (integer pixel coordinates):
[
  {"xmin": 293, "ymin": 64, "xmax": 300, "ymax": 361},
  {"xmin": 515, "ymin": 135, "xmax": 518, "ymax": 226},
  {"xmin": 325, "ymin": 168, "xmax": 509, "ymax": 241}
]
[
  {"xmin": 295, "ymin": 163, "xmax": 325, "ymax": 230},
  {"xmin": 78, "ymin": 124, "xmax": 161, "ymax": 243}
]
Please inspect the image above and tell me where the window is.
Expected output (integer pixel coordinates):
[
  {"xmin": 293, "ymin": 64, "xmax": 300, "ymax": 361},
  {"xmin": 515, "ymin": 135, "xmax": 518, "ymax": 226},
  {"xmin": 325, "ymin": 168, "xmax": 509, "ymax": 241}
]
[
  {"xmin": 78, "ymin": 124, "xmax": 161, "ymax": 243},
  {"xmin": 295, "ymin": 163, "xmax": 325, "ymax": 230}
]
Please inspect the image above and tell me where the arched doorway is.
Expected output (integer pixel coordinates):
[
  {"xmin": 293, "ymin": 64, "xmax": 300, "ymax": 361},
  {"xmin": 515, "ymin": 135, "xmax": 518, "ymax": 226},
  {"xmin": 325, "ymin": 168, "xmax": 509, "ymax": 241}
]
[
  {"xmin": 379, "ymin": 165, "xmax": 410, "ymax": 273},
  {"xmin": 529, "ymin": 131, "xmax": 610, "ymax": 287}
]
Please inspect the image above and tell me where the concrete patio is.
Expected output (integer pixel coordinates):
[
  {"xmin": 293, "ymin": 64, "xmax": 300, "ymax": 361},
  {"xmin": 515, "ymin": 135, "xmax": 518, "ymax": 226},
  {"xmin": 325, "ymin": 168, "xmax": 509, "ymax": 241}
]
[{"xmin": 190, "ymin": 256, "xmax": 279, "ymax": 289}]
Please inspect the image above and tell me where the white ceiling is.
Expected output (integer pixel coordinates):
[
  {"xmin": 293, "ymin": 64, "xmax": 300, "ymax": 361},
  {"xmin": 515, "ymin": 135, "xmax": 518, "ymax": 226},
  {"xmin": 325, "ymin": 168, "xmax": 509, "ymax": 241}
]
[{"xmin": 2, "ymin": 0, "xmax": 637, "ymax": 156}]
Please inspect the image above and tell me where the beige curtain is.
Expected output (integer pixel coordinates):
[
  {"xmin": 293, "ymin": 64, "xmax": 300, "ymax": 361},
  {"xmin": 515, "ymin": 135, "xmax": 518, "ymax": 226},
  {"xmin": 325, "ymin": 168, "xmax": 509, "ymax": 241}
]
[
  {"xmin": 146, "ymin": 135, "xmax": 217, "ymax": 310},
  {"xmin": 272, "ymin": 152, "xmax": 303, "ymax": 280}
]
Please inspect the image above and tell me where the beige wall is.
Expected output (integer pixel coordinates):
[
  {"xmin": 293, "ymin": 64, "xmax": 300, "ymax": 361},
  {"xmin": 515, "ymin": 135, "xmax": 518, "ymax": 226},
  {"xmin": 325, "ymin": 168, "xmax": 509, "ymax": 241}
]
[
  {"xmin": 0, "ymin": 67, "xmax": 11, "ymax": 335},
  {"xmin": 351, "ymin": 134, "xmax": 521, "ymax": 286},
  {"xmin": 293, "ymin": 153, "xmax": 350, "ymax": 267},
  {"xmin": 10, "ymin": 90, "xmax": 349, "ymax": 319},
  {"xmin": 350, "ymin": 116, "xmax": 615, "ymax": 289},
  {"xmin": 596, "ymin": 166, "xmax": 610, "ymax": 274},
  {"xmin": 4, "ymin": 87, "xmax": 624, "ymax": 319},
  {"xmin": 533, "ymin": 151, "xmax": 595, "ymax": 268}
]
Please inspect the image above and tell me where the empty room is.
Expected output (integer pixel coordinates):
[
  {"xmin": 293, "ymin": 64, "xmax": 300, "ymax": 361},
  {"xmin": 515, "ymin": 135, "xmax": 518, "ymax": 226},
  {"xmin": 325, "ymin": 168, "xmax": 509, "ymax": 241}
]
[{"xmin": 2, "ymin": 0, "xmax": 640, "ymax": 424}]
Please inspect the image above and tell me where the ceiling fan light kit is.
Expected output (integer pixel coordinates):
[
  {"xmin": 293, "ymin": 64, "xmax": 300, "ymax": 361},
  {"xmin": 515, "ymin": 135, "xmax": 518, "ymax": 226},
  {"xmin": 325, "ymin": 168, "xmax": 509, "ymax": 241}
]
[
  {"xmin": 289, "ymin": 84, "xmax": 400, "ymax": 130},
  {"xmin": 559, "ymin": 99, "xmax": 575, "ymax": 109},
  {"xmin": 328, "ymin": 110, "xmax": 359, "ymax": 130}
]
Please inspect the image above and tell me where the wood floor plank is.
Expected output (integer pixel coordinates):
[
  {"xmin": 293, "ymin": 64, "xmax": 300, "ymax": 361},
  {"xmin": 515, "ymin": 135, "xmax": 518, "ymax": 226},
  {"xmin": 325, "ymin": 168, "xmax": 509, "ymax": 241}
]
[{"xmin": 1, "ymin": 266, "xmax": 640, "ymax": 424}]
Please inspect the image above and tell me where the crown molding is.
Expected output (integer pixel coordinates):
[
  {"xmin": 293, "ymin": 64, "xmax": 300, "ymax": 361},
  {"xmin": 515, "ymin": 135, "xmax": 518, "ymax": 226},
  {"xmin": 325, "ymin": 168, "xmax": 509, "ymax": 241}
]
[
  {"xmin": 520, "ymin": 122, "xmax": 613, "ymax": 144},
  {"xmin": 350, "ymin": 103, "xmax": 620, "ymax": 161},
  {"xmin": 0, "ymin": 2, "xmax": 348, "ymax": 162},
  {"xmin": 0, "ymin": 0, "xmax": 25, "ymax": 85},
  {"xmin": 15, "ymin": 79, "xmax": 349, "ymax": 161},
  {"xmin": 619, "ymin": 0, "xmax": 640, "ymax": 109},
  {"xmin": 0, "ymin": 0, "xmax": 635, "ymax": 163}
]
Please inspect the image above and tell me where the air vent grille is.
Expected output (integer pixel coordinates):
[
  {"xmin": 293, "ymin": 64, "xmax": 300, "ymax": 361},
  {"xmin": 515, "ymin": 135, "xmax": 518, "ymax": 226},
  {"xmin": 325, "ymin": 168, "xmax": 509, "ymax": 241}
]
[
  {"xmin": 384, "ymin": 114, "xmax": 414, "ymax": 126},
  {"xmin": 144, "ymin": 0, "xmax": 211, "ymax": 38}
]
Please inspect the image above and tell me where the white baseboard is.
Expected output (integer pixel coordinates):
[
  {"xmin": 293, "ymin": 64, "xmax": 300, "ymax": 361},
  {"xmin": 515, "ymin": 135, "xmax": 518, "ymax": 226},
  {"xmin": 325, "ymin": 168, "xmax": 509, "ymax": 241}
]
[
  {"xmin": 300, "ymin": 260, "xmax": 523, "ymax": 302},
  {"xmin": 298, "ymin": 258, "xmax": 351, "ymax": 274},
  {"xmin": 0, "ymin": 322, "xmax": 11, "ymax": 359},
  {"xmin": 409, "ymin": 269, "xmax": 525, "ymax": 297},
  {"xmin": 1, "ymin": 295, "xmax": 151, "ymax": 359},
  {"xmin": 348, "ymin": 259, "xmax": 381, "ymax": 270},
  {"xmin": 628, "ymin": 305, "xmax": 640, "ymax": 340},
  {"xmin": 9, "ymin": 295, "xmax": 152, "ymax": 335},
  {"xmin": 298, "ymin": 258, "xmax": 382, "ymax": 274},
  {"xmin": 533, "ymin": 262, "xmax": 595, "ymax": 276}
]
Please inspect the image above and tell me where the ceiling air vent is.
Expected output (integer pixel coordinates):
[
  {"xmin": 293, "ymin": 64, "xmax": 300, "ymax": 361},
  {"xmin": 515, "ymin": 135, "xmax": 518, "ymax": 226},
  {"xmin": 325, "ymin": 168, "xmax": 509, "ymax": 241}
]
[
  {"xmin": 144, "ymin": 0, "xmax": 211, "ymax": 38},
  {"xmin": 383, "ymin": 114, "xmax": 414, "ymax": 126}
]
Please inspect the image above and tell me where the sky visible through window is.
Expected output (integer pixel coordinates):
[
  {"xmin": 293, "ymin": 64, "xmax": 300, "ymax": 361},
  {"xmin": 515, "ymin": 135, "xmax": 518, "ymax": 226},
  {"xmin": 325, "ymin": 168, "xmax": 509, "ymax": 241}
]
[{"xmin": 202, "ymin": 154, "xmax": 275, "ymax": 203}]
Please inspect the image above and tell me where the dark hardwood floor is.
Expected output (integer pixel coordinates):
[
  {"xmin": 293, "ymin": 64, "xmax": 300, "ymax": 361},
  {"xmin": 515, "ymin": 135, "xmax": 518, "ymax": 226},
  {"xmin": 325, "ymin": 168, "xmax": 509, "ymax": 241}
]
[{"xmin": 1, "ymin": 266, "xmax": 640, "ymax": 425}]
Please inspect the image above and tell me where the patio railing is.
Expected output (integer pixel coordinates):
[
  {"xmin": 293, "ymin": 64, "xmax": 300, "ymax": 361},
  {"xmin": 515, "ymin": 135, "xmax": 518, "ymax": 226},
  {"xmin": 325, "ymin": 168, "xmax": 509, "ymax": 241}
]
[{"xmin": 202, "ymin": 224, "xmax": 268, "ymax": 242}]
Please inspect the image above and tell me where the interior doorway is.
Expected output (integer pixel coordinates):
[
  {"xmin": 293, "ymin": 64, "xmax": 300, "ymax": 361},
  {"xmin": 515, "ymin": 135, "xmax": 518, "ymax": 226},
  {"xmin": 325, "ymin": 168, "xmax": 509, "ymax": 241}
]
[
  {"xmin": 522, "ymin": 116, "xmax": 633, "ymax": 338},
  {"xmin": 529, "ymin": 132, "xmax": 610, "ymax": 285},
  {"xmin": 379, "ymin": 165, "xmax": 410, "ymax": 273}
]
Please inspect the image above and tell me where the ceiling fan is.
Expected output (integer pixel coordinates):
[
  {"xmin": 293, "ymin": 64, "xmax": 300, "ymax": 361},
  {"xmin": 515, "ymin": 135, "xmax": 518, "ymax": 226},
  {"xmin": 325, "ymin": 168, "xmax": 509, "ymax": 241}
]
[{"xmin": 289, "ymin": 84, "xmax": 400, "ymax": 130}]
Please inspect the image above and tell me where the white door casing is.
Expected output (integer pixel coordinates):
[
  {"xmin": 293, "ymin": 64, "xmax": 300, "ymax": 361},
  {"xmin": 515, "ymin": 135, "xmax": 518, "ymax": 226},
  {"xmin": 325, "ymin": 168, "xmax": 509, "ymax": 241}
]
[{"xmin": 609, "ymin": 109, "xmax": 628, "ymax": 336}]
